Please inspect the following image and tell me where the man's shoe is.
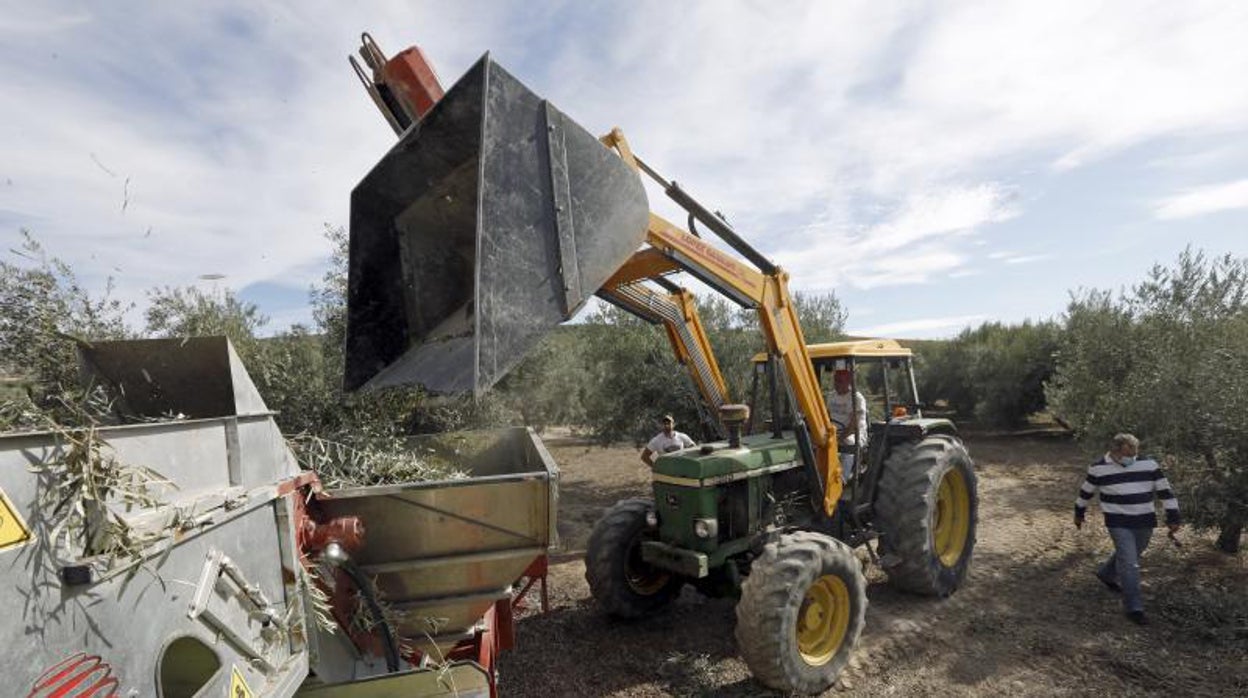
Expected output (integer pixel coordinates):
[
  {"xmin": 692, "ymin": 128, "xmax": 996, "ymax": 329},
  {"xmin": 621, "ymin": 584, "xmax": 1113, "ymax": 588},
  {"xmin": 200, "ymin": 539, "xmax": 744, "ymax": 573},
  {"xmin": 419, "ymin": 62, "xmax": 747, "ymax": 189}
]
[
  {"xmin": 1096, "ymin": 572, "xmax": 1122, "ymax": 593},
  {"xmin": 1126, "ymin": 611, "xmax": 1149, "ymax": 625}
]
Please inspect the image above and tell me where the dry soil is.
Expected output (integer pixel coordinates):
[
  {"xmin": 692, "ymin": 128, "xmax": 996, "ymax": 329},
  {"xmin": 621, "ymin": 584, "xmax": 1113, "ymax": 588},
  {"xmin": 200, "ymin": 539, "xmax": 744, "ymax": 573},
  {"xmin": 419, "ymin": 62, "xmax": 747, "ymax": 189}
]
[{"xmin": 497, "ymin": 430, "xmax": 1247, "ymax": 697}]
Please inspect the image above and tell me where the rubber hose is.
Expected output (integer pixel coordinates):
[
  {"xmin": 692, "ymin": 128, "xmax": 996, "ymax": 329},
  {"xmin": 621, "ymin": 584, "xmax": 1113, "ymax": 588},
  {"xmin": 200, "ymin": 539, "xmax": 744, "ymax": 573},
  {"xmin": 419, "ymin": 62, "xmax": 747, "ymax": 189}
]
[{"xmin": 339, "ymin": 560, "xmax": 401, "ymax": 673}]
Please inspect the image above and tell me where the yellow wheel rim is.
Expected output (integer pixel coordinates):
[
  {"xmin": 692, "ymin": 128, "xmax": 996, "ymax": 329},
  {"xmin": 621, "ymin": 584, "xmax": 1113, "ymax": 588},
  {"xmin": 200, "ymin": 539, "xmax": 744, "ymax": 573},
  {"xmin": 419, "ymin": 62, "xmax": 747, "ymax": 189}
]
[
  {"xmin": 626, "ymin": 536, "xmax": 670, "ymax": 595},
  {"xmin": 934, "ymin": 466, "xmax": 971, "ymax": 567},
  {"xmin": 796, "ymin": 574, "xmax": 851, "ymax": 666}
]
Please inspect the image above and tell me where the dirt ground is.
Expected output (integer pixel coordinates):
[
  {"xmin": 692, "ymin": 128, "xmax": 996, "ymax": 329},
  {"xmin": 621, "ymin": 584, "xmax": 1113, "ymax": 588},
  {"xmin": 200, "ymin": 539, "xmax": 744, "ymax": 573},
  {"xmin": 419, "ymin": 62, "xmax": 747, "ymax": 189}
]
[{"xmin": 498, "ymin": 429, "xmax": 1247, "ymax": 697}]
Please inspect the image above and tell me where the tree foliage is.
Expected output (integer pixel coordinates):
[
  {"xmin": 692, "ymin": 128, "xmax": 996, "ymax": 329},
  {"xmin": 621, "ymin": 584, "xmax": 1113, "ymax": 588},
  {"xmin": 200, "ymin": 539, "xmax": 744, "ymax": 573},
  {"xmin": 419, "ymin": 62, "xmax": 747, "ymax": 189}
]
[
  {"xmin": 916, "ymin": 320, "xmax": 1060, "ymax": 428},
  {"xmin": 523, "ymin": 290, "xmax": 847, "ymax": 445},
  {"xmin": 1048, "ymin": 249, "xmax": 1248, "ymax": 552},
  {"xmin": 146, "ymin": 285, "xmax": 266, "ymax": 347},
  {"xmin": 793, "ymin": 290, "xmax": 848, "ymax": 345},
  {"xmin": 0, "ymin": 232, "xmax": 130, "ymax": 416}
]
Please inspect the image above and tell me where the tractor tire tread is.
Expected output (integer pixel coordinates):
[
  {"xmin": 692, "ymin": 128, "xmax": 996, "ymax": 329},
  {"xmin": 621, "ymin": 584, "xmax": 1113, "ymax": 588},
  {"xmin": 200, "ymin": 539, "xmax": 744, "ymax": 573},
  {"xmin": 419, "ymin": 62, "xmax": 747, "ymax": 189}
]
[
  {"xmin": 734, "ymin": 531, "xmax": 867, "ymax": 695},
  {"xmin": 875, "ymin": 435, "xmax": 978, "ymax": 596},
  {"xmin": 585, "ymin": 498, "xmax": 681, "ymax": 618}
]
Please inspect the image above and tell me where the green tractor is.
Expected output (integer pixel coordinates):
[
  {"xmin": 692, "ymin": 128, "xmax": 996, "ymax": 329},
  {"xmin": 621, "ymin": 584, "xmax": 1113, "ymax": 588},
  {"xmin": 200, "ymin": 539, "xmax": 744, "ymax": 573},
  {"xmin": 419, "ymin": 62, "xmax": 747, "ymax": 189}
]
[{"xmin": 586, "ymin": 339, "xmax": 978, "ymax": 694}]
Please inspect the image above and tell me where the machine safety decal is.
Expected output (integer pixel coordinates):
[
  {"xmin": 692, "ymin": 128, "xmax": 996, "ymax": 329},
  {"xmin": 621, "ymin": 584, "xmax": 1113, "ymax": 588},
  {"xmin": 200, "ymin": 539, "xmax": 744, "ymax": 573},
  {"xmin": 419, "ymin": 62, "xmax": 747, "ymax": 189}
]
[
  {"xmin": 0, "ymin": 486, "xmax": 33, "ymax": 553},
  {"xmin": 230, "ymin": 666, "xmax": 254, "ymax": 698}
]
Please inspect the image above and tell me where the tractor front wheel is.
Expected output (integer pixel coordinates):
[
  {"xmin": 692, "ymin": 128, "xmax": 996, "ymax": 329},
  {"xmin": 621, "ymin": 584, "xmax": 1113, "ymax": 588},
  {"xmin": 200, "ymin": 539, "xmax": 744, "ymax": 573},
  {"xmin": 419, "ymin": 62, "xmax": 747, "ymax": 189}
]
[
  {"xmin": 735, "ymin": 531, "xmax": 867, "ymax": 695},
  {"xmin": 585, "ymin": 499, "xmax": 682, "ymax": 617}
]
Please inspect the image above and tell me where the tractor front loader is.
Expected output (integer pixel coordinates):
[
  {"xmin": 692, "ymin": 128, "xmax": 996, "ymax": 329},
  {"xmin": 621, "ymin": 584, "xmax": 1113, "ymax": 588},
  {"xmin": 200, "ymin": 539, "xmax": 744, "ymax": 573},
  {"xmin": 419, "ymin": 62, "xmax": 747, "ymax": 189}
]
[{"xmin": 346, "ymin": 36, "xmax": 978, "ymax": 696}]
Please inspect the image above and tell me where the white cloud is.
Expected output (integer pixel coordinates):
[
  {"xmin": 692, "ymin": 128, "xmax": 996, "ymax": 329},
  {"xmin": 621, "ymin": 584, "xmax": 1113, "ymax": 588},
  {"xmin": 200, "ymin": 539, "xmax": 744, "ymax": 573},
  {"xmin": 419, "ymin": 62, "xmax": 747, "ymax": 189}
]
[
  {"xmin": 0, "ymin": 2, "xmax": 527, "ymax": 330},
  {"xmin": 1004, "ymin": 254, "xmax": 1051, "ymax": 265},
  {"xmin": 545, "ymin": 2, "xmax": 1245, "ymax": 295},
  {"xmin": 985, "ymin": 250, "xmax": 1050, "ymax": 265},
  {"xmin": 1153, "ymin": 178, "xmax": 1248, "ymax": 220},
  {"xmin": 866, "ymin": 185, "xmax": 1018, "ymax": 254},
  {"xmin": 773, "ymin": 183, "xmax": 1017, "ymax": 289},
  {"xmin": 890, "ymin": 2, "xmax": 1248, "ymax": 178},
  {"xmin": 1, "ymin": 0, "xmax": 1246, "ymax": 337},
  {"xmin": 848, "ymin": 314, "xmax": 986, "ymax": 339},
  {"xmin": 0, "ymin": 7, "xmax": 90, "ymax": 33}
]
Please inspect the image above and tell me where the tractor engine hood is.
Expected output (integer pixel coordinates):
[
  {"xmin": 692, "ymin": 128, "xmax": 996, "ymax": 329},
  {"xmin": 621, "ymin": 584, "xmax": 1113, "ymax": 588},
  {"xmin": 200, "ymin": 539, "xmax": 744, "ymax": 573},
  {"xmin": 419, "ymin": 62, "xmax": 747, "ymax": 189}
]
[{"xmin": 652, "ymin": 433, "xmax": 800, "ymax": 484}]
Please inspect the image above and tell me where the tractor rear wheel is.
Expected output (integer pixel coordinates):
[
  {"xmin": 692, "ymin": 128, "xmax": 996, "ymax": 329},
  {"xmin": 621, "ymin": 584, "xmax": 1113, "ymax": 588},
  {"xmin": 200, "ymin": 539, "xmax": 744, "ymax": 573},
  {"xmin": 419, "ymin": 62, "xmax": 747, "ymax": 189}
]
[
  {"xmin": 735, "ymin": 531, "xmax": 867, "ymax": 695},
  {"xmin": 585, "ymin": 499, "xmax": 682, "ymax": 617},
  {"xmin": 875, "ymin": 434, "xmax": 978, "ymax": 596}
]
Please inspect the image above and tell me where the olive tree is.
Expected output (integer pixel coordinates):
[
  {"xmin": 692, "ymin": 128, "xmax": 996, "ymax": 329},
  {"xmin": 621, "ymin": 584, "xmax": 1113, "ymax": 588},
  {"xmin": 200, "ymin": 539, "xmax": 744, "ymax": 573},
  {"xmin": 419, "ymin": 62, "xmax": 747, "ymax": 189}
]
[
  {"xmin": 0, "ymin": 232, "xmax": 131, "ymax": 427},
  {"xmin": 1048, "ymin": 249, "xmax": 1248, "ymax": 553},
  {"xmin": 914, "ymin": 321, "xmax": 1060, "ymax": 428},
  {"xmin": 563, "ymin": 290, "xmax": 845, "ymax": 445}
]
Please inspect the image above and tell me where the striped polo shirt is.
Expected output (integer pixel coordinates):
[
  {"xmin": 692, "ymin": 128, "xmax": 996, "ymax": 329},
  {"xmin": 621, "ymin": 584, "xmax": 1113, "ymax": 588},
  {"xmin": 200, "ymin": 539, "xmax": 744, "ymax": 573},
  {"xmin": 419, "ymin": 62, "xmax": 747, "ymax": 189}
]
[{"xmin": 1074, "ymin": 454, "xmax": 1181, "ymax": 529}]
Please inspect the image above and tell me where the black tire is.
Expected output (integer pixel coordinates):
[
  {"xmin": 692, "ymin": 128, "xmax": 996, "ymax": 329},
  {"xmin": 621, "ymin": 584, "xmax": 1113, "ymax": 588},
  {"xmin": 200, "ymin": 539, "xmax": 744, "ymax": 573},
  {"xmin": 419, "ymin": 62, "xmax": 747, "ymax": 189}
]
[
  {"xmin": 585, "ymin": 499, "xmax": 682, "ymax": 617},
  {"xmin": 734, "ymin": 531, "xmax": 867, "ymax": 695},
  {"xmin": 875, "ymin": 434, "xmax": 978, "ymax": 596}
]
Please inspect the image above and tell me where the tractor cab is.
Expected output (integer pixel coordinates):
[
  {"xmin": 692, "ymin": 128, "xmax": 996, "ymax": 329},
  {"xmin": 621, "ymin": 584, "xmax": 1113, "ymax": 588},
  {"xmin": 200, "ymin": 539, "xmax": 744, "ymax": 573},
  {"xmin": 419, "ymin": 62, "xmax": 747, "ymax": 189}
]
[
  {"xmin": 806, "ymin": 339, "xmax": 922, "ymax": 422},
  {"xmin": 748, "ymin": 339, "xmax": 956, "ymax": 504},
  {"xmin": 749, "ymin": 338, "xmax": 923, "ymax": 429}
]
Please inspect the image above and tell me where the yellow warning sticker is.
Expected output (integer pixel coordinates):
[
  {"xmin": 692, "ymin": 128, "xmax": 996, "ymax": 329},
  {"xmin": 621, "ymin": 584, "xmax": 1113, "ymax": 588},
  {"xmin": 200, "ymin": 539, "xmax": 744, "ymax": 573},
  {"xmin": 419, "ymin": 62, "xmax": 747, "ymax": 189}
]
[
  {"xmin": 0, "ymin": 487, "xmax": 33, "ymax": 553},
  {"xmin": 230, "ymin": 666, "xmax": 254, "ymax": 698}
]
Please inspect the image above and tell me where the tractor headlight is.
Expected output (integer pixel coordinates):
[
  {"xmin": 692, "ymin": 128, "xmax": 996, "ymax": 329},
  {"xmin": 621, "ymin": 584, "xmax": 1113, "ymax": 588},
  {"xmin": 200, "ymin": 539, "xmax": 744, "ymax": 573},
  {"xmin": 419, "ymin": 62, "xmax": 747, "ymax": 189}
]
[
  {"xmin": 645, "ymin": 510, "xmax": 659, "ymax": 528},
  {"xmin": 693, "ymin": 518, "xmax": 718, "ymax": 539}
]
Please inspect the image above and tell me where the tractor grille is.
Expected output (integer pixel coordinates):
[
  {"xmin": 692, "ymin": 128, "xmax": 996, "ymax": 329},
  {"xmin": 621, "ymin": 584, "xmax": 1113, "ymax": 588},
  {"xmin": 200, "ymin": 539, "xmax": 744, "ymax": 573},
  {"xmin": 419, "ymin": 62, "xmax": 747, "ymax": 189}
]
[{"xmin": 717, "ymin": 480, "xmax": 750, "ymax": 541}]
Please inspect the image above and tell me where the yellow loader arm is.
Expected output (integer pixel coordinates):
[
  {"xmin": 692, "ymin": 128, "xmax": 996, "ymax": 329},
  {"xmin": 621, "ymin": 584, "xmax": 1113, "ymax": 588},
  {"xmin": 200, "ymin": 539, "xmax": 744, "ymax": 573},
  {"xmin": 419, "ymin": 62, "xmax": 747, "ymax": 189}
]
[
  {"xmin": 344, "ymin": 51, "xmax": 842, "ymax": 515},
  {"xmin": 601, "ymin": 130, "xmax": 844, "ymax": 514}
]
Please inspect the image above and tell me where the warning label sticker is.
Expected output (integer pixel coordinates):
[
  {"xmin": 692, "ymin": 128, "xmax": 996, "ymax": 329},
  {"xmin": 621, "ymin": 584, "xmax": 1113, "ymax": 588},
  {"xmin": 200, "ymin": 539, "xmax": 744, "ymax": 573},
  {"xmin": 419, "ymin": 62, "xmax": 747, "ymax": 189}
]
[
  {"xmin": 0, "ymin": 487, "xmax": 33, "ymax": 553},
  {"xmin": 230, "ymin": 666, "xmax": 254, "ymax": 698}
]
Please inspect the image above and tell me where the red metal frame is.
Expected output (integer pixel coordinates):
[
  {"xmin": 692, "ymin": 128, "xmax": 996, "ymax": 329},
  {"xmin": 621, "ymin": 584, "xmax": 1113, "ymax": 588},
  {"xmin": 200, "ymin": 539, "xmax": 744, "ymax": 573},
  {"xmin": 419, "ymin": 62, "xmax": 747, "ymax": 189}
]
[
  {"xmin": 382, "ymin": 46, "xmax": 445, "ymax": 121},
  {"xmin": 512, "ymin": 555, "xmax": 550, "ymax": 614},
  {"xmin": 393, "ymin": 554, "xmax": 551, "ymax": 697}
]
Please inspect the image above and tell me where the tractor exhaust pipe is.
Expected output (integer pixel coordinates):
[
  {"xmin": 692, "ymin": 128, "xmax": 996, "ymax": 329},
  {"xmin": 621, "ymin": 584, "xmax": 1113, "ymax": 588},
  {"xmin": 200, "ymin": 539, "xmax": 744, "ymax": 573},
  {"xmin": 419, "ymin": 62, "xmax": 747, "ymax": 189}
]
[{"xmin": 721, "ymin": 404, "xmax": 750, "ymax": 449}]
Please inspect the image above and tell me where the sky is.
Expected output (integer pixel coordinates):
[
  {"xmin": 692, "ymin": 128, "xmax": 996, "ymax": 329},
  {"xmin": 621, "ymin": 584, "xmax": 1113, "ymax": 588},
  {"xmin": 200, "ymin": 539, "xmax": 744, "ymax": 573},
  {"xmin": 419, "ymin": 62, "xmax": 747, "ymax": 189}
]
[{"xmin": 1, "ymin": 0, "xmax": 1246, "ymax": 338}]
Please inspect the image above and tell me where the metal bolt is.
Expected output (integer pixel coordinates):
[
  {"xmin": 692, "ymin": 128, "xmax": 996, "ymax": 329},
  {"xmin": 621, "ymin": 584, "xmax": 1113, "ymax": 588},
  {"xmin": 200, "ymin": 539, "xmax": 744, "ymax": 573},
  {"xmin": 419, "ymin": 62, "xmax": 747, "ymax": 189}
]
[{"xmin": 323, "ymin": 541, "xmax": 350, "ymax": 566}]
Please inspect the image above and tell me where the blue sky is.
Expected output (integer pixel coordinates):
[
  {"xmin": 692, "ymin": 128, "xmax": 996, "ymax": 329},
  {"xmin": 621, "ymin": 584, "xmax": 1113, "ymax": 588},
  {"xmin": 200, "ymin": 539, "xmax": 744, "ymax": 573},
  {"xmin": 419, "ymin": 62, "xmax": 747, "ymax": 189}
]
[{"xmin": 2, "ymin": 1, "xmax": 1246, "ymax": 338}]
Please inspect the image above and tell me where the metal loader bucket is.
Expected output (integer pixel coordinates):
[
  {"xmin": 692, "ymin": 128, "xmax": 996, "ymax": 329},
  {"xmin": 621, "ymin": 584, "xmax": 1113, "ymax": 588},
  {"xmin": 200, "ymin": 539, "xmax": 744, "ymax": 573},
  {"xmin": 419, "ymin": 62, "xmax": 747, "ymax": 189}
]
[{"xmin": 345, "ymin": 53, "xmax": 650, "ymax": 394}]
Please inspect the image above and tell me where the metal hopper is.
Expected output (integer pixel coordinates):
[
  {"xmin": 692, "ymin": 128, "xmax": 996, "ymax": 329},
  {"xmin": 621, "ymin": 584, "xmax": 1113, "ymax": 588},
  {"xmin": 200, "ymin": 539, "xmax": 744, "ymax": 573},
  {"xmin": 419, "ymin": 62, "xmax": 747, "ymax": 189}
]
[
  {"xmin": 345, "ymin": 53, "xmax": 650, "ymax": 395},
  {"xmin": 314, "ymin": 428, "xmax": 559, "ymax": 658}
]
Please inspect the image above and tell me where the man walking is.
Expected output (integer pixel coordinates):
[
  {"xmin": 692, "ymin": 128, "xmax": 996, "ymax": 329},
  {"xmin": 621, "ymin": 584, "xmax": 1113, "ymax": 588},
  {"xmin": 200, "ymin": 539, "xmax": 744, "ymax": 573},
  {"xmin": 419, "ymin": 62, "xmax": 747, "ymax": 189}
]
[
  {"xmin": 1074, "ymin": 433, "xmax": 1181, "ymax": 625},
  {"xmin": 641, "ymin": 414, "xmax": 696, "ymax": 467}
]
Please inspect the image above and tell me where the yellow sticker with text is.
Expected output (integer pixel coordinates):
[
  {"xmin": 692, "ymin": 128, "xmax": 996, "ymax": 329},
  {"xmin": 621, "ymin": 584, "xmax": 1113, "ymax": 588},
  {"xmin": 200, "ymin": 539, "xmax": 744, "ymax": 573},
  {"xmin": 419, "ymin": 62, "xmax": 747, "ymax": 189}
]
[
  {"xmin": 230, "ymin": 666, "xmax": 254, "ymax": 698},
  {"xmin": 0, "ymin": 487, "xmax": 33, "ymax": 553}
]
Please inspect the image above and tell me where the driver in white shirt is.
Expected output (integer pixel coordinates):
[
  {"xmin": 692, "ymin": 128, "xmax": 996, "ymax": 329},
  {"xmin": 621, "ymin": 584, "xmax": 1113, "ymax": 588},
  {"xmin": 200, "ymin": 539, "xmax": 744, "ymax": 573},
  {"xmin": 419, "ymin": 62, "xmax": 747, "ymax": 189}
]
[
  {"xmin": 827, "ymin": 369, "xmax": 868, "ymax": 482},
  {"xmin": 641, "ymin": 414, "xmax": 696, "ymax": 467}
]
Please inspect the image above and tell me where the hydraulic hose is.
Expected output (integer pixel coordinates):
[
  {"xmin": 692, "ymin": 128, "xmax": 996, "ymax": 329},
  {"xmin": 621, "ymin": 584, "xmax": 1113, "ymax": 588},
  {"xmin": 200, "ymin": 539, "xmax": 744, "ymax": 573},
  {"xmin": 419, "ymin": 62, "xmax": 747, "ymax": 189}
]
[{"xmin": 325, "ymin": 542, "xmax": 401, "ymax": 673}]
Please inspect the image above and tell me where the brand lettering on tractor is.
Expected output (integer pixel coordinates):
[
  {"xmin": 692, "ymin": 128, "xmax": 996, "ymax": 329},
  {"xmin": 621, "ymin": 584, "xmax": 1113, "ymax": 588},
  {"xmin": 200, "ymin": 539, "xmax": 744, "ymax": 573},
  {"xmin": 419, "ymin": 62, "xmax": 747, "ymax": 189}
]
[{"xmin": 679, "ymin": 235, "xmax": 754, "ymax": 287}]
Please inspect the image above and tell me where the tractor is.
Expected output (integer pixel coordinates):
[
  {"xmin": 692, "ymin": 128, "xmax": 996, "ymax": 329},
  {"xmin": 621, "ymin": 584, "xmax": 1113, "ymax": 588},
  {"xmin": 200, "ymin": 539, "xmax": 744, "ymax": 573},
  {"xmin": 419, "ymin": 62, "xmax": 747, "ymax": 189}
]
[{"xmin": 586, "ymin": 339, "xmax": 977, "ymax": 693}]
